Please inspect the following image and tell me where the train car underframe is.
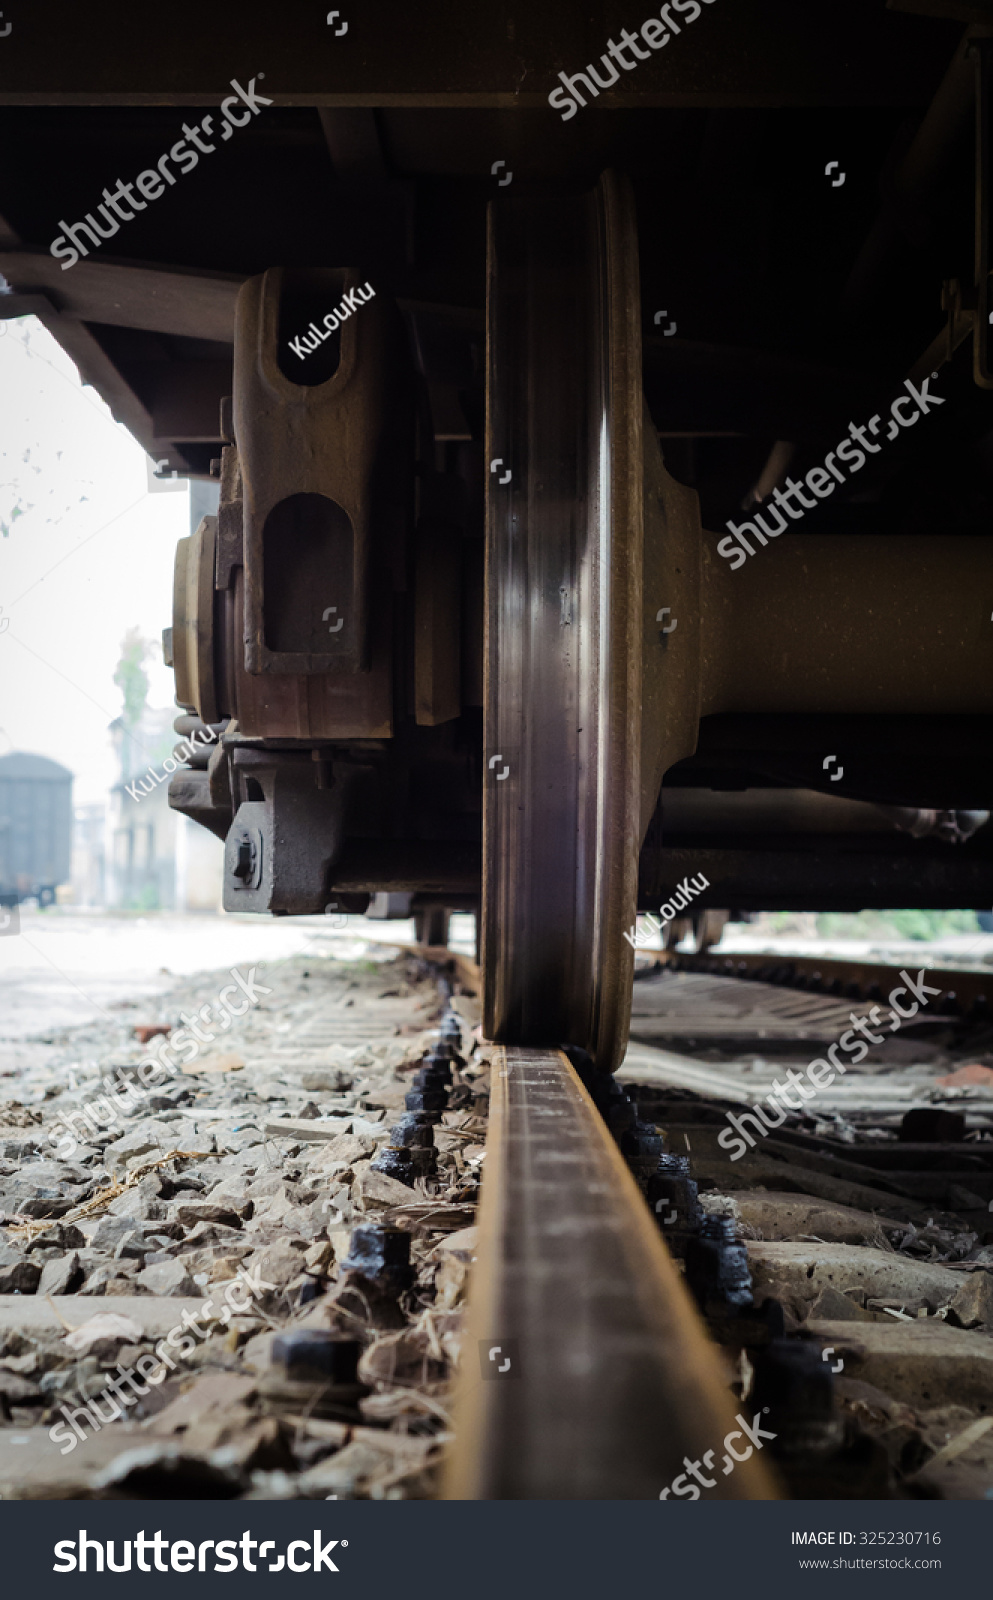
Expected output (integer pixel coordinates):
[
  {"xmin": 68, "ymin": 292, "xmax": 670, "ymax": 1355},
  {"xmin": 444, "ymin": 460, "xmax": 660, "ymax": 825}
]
[
  {"xmin": 167, "ymin": 165, "xmax": 993, "ymax": 1069},
  {"xmin": 3, "ymin": 5, "xmax": 993, "ymax": 1068}
]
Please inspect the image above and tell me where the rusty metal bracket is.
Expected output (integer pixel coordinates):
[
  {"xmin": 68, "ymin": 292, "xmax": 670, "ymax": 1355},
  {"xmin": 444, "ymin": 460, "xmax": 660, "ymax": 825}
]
[{"xmin": 234, "ymin": 267, "xmax": 413, "ymax": 677}]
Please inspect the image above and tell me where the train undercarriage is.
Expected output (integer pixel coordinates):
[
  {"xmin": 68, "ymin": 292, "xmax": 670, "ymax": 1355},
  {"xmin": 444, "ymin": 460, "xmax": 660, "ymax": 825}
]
[{"xmin": 3, "ymin": 3, "xmax": 993, "ymax": 1067}]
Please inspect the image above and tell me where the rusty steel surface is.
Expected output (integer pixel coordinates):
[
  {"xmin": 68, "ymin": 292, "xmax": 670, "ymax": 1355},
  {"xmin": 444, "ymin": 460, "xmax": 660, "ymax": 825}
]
[
  {"xmin": 234, "ymin": 267, "xmax": 411, "ymax": 682},
  {"xmin": 699, "ymin": 536, "xmax": 993, "ymax": 717},
  {"xmin": 445, "ymin": 1046, "xmax": 779, "ymax": 1500}
]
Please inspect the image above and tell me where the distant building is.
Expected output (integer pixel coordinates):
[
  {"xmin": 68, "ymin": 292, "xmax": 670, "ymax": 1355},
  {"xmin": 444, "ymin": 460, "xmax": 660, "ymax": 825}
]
[
  {"xmin": 0, "ymin": 751, "xmax": 73, "ymax": 904},
  {"xmin": 71, "ymin": 802, "xmax": 106, "ymax": 906},
  {"xmin": 106, "ymin": 707, "xmax": 222, "ymax": 911}
]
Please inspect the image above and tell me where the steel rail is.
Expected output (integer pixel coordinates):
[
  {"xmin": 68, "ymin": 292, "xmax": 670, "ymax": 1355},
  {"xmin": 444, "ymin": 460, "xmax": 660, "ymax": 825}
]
[
  {"xmin": 444, "ymin": 1046, "xmax": 779, "ymax": 1500},
  {"xmin": 667, "ymin": 949, "xmax": 991, "ymax": 1013}
]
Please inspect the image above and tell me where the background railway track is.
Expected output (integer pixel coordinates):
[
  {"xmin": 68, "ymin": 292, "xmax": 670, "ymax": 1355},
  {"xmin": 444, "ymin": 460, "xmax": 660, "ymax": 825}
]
[{"xmin": 666, "ymin": 949, "xmax": 993, "ymax": 1023}]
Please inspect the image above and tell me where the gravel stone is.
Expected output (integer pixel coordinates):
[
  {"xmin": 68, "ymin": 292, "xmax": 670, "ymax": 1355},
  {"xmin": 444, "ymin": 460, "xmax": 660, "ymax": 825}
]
[
  {"xmin": 135, "ymin": 1259, "xmax": 199, "ymax": 1297},
  {"xmin": 0, "ymin": 1246, "xmax": 41, "ymax": 1294},
  {"xmin": 38, "ymin": 1251, "xmax": 84, "ymax": 1296}
]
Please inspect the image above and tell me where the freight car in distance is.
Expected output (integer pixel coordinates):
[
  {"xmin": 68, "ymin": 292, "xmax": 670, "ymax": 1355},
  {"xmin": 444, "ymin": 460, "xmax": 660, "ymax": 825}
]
[{"xmin": 0, "ymin": 751, "xmax": 72, "ymax": 907}]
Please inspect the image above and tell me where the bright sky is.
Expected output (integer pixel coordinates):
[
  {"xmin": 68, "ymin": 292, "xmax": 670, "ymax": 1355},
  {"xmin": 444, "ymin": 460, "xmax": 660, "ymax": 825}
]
[{"xmin": 0, "ymin": 314, "xmax": 189, "ymax": 803}]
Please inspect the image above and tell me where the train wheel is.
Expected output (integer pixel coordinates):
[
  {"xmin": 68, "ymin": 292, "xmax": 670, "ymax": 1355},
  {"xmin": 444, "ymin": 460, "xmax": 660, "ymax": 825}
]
[{"xmin": 482, "ymin": 172, "xmax": 644, "ymax": 1071}]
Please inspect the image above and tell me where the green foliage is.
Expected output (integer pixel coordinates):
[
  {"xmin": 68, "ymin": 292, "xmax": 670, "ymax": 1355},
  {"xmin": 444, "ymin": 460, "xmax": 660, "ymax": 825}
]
[
  {"xmin": 763, "ymin": 911, "xmax": 814, "ymax": 932},
  {"xmin": 128, "ymin": 882, "xmax": 160, "ymax": 912},
  {"xmin": 113, "ymin": 628, "xmax": 152, "ymax": 729},
  {"xmin": 0, "ymin": 501, "xmax": 25, "ymax": 538},
  {"xmin": 815, "ymin": 909, "xmax": 981, "ymax": 941}
]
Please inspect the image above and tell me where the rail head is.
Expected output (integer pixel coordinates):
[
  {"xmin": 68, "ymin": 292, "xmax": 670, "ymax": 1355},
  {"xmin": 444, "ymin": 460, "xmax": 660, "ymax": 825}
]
[{"xmin": 445, "ymin": 1046, "xmax": 780, "ymax": 1500}]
